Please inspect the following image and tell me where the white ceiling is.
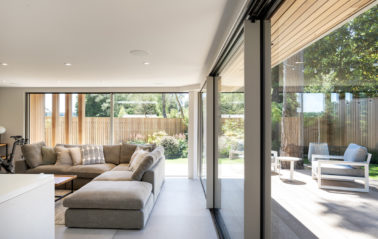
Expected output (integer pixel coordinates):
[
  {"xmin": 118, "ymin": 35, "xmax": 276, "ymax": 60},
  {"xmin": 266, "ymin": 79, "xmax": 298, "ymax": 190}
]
[{"xmin": 0, "ymin": 0, "xmax": 246, "ymax": 87}]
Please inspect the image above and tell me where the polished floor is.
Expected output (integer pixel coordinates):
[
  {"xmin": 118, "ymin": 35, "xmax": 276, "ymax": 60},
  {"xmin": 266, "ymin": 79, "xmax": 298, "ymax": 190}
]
[{"xmin": 55, "ymin": 178, "xmax": 218, "ymax": 239}]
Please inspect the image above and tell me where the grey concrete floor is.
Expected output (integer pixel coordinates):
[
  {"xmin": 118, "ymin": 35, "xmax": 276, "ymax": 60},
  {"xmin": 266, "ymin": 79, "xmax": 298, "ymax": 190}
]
[{"xmin": 55, "ymin": 178, "xmax": 218, "ymax": 239}]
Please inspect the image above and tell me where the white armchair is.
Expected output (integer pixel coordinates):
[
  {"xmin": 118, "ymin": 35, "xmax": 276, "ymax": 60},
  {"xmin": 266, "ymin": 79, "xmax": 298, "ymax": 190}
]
[
  {"xmin": 312, "ymin": 144, "xmax": 372, "ymax": 192},
  {"xmin": 271, "ymin": 150, "xmax": 278, "ymax": 173}
]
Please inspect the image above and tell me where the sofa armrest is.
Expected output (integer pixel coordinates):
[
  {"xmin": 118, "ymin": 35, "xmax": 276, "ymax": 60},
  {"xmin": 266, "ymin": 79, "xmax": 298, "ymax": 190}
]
[
  {"xmin": 15, "ymin": 158, "xmax": 28, "ymax": 173},
  {"xmin": 142, "ymin": 156, "xmax": 165, "ymax": 200}
]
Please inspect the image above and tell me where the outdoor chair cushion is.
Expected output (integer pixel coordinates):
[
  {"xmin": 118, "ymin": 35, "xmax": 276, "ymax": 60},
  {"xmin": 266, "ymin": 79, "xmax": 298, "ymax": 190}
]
[
  {"xmin": 93, "ymin": 171, "xmax": 133, "ymax": 181},
  {"xmin": 111, "ymin": 163, "xmax": 130, "ymax": 171},
  {"xmin": 66, "ymin": 163, "xmax": 115, "ymax": 178},
  {"xmin": 343, "ymin": 144, "xmax": 368, "ymax": 162},
  {"xmin": 103, "ymin": 145, "xmax": 121, "ymax": 165},
  {"xmin": 308, "ymin": 142, "xmax": 329, "ymax": 162},
  {"xmin": 25, "ymin": 164, "xmax": 70, "ymax": 174},
  {"xmin": 22, "ymin": 141, "xmax": 45, "ymax": 168},
  {"xmin": 63, "ymin": 181, "xmax": 152, "ymax": 210},
  {"xmin": 313, "ymin": 161, "xmax": 364, "ymax": 177}
]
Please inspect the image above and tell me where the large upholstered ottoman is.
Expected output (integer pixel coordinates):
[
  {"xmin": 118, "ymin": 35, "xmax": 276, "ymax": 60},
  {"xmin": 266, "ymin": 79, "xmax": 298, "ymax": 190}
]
[{"xmin": 63, "ymin": 181, "xmax": 154, "ymax": 229}]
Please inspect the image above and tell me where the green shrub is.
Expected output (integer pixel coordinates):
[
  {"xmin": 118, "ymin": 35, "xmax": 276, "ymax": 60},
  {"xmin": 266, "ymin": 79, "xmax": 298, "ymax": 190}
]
[{"xmin": 160, "ymin": 136, "xmax": 181, "ymax": 159}]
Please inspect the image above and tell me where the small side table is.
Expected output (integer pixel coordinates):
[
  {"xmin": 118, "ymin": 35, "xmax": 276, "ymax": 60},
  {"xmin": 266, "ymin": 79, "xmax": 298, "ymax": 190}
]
[
  {"xmin": 277, "ymin": 156, "xmax": 301, "ymax": 181},
  {"xmin": 0, "ymin": 143, "xmax": 8, "ymax": 160}
]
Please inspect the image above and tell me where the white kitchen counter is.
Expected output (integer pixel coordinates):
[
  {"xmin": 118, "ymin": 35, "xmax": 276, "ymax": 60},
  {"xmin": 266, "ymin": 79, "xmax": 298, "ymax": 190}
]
[{"xmin": 0, "ymin": 174, "xmax": 55, "ymax": 239}]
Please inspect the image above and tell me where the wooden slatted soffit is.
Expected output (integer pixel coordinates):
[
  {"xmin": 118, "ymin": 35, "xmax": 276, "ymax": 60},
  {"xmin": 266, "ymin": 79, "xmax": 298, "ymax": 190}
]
[{"xmin": 271, "ymin": 0, "xmax": 376, "ymax": 67}]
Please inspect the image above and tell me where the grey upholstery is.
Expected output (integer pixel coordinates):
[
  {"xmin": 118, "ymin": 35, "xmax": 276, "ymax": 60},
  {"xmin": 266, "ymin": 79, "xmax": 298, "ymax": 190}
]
[
  {"xmin": 111, "ymin": 163, "xmax": 130, "ymax": 171},
  {"xmin": 312, "ymin": 161, "xmax": 364, "ymax": 177},
  {"xmin": 21, "ymin": 141, "xmax": 45, "ymax": 168},
  {"xmin": 66, "ymin": 163, "xmax": 115, "ymax": 178},
  {"xmin": 308, "ymin": 142, "xmax": 329, "ymax": 162},
  {"xmin": 94, "ymin": 170, "xmax": 133, "ymax": 181},
  {"xmin": 103, "ymin": 145, "xmax": 121, "ymax": 164},
  {"xmin": 344, "ymin": 144, "xmax": 368, "ymax": 162},
  {"xmin": 65, "ymin": 195, "xmax": 154, "ymax": 229},
  {"xmin": 63, "ymin": 181, "xmax": 152, "ymax": 210},
  {"xmin": 26, "ymin": 164, "xmax": 70, "ymax": 174}
]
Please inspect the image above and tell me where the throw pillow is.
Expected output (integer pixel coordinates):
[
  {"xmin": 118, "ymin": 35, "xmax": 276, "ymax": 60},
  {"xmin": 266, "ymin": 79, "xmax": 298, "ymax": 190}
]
[
  {"xmin": 55, "ymin": 147, "xmax": 73, "ymax": 166},
  {"xmin": 69, "ymin": 147, "xmax": 82, "ymax": 166},
  {"xmin": 22, "ymin": 141, "xmax": 46, "ymax": 168},
  {"xmin": 120, "ymin": 142, "xmax": 156, "ymax": 164},
  {"xmin": 82, "ymin": 145, "xmax": 105, "ymax": 165},
  {"xmin": 131, "ymin": 146, "xmax": 165, "ymax": 180},
  {"xmin": 129, "ymin": 149, "xmax": 149, "ymax": 171},
  {"xmin": 41, "ymin": 146, "xmax": 57, "ymax": 165}
]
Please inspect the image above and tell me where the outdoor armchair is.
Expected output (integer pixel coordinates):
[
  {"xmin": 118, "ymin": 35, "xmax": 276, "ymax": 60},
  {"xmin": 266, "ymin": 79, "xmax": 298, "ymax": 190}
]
[{"xmin": 312, "ymin": 143, "xmax": 372, "ymax": 192}]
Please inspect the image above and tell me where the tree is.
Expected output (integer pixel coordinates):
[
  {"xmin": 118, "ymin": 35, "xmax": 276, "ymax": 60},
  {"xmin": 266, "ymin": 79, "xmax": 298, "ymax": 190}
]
[{"xmin": 303, "ymin": 6, "xmax": 377, "ymax": 96}]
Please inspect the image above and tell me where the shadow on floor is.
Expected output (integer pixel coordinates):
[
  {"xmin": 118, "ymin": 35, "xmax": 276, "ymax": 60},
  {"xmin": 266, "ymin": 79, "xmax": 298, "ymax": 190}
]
[{"xmin": 272, "ymin": 199, "xmax": 318, "ymax": 239}]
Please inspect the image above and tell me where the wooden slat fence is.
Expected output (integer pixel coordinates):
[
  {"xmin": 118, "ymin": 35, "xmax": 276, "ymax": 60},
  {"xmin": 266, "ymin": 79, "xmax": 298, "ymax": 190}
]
[
  {"xmin": 282, "ymin": 97, "xmax": 378, "ymax": 156},
  {"xmin": 45, "ymin": 117, "xmax": 186, "ymax": 146}
]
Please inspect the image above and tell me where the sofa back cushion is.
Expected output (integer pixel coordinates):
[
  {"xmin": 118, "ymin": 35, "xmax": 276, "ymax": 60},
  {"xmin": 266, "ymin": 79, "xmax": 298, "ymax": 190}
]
[
  {"xmin": 120, "ymin": 142, "xmax": 156, "ymax": 163},
  {"xmin": 103, "ymin": 145, "xmax": 121, "ymax": 165},
  {"xmin": 131, "ymin": 146, "xmax": 164, "ymax": 181},
  {"xmin": 41, "ymin": 146, "xmax": 57, "ymax": 165},
  {"xmin": 82, "ymin": 145, "xmax": 105, "ymax": 165},
  {"xmin": 22, "ymin": 141, "xmax": 46, "ymax": 168},
  {"xmin": 343, "ymin": 143, "xmax": 368, "ymax": 162}
]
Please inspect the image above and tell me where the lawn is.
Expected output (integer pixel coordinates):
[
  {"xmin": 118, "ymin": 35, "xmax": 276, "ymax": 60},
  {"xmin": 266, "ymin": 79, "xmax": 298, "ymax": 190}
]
[{"xmin": 370, "ymin": 164, "xmax": 378, "ymax": 180}]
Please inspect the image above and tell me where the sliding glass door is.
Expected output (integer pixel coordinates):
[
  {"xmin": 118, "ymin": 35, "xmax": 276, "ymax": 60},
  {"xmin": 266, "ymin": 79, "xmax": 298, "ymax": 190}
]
[
  {"xmin": 214, "ymin": 44, "xmax": 245, "ymax": 238},
  {"xmin": 199, "ymin": 85, "xmax": 207, "ymax": 191}
]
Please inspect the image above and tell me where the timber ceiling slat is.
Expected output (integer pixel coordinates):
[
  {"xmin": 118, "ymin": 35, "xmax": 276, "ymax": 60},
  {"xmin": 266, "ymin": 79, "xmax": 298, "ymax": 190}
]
[{"xmin": 271, "ymin": 0, "xmax": 375, "ymax": 67}]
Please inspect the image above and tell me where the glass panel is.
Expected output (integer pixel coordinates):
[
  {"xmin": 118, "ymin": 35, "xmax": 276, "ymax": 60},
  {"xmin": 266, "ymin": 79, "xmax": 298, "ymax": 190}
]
[
  {"xmin": 84, "ymin": 94, "xmax": 111, "ymax": 145},
  {"xmin": 200, "ymin": 86, "xmax": 207, "ymax": 192},
  {"xmin": 215, "ymin": 44, "xmax": 245, "ymax": 238},
  {"xmin": 113, "ymin": 93, "xmax": 189, "ymax": 176},
  {"xmin": 271, "ymin": 5, "xmax": 377, "ymax": 238}
]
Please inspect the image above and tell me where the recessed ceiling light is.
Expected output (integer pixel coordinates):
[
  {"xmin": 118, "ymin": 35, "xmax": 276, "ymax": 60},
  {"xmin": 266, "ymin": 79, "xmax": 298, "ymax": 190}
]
[
  {"xmin": 1, "ymin": 63, "xmax": 8, "ymax": 66},
  {"xmin": 130, "ymin": 50, "xmax": 150, "ymax": 57},
  {"xmin": 64, "ymin": 63, "xmax": 72, "ymax": 66},
  {"xmin": 143, "ymin": 61, "xmax": 150, "ymax": 65}
]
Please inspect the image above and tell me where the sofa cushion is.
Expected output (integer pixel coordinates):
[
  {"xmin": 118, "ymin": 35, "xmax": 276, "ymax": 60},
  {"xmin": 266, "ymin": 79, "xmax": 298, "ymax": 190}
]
[
  {"xmin": 70, "ymin": 147, "xmax": 82, "ymax": 166},
  {"xmin": 22, "ymin": 141, "xmax": 45, "ymax": 168},
  {"xmin": 55, "ymin": 147, "xmax": 73, "ymax": 166},
  {"xmin": 313, "ymin": 161, "xmax": 364, "ymax": 177},
  {"xmin": 66, "ymin": 163, "xmax": 115, "ymax": 178},
  {"xmin": 82, "ymin": 145, "xmax": 106, "ymax": 165},
  {"xmin": 112, "ymin": 163, "xmax": 130, "ymax": 171},
  {"xmin": 25, "ymin": 164, "xmax": 70, "ymax": 174},
  {"xmin": 41, "ymin": 146, "xmax": 57, "ymax": 165},
  {"xmin": 343, "ymin": 144, "xmax": 368, "ymax": 162},
  {"xmin": 63, "ymin": 181, "xmax": 152, "ymax": 210},
  {"xmin": 120, "ymin": 143, "xmax": 156, "ymax": 164},
  {"xmin": 131, "ymin": 147, "xmax": 164, "ymax": 181},
  {"xmin": 93, "ymin": 171, "xmax": 133, "ymax": 181},
  {"xmin": 103, "ymin": 145, "xmax": 121, "ymax": 165},
  {"xmin": 129, "ymin": 149, "xmax": 150, "ymax": 171}
]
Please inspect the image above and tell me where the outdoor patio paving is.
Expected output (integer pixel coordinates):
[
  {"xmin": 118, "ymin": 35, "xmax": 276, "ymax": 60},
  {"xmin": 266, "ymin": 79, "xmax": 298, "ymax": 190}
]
[{"xmin": 272, "ymin": 168, "xmax": 378, "ymax": 239}]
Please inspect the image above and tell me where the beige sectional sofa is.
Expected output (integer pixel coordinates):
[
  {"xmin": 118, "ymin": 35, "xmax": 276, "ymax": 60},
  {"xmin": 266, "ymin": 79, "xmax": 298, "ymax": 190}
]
[{"xmin": 15, "ymin": 142, "xmax": 165, "ymax": 229}]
